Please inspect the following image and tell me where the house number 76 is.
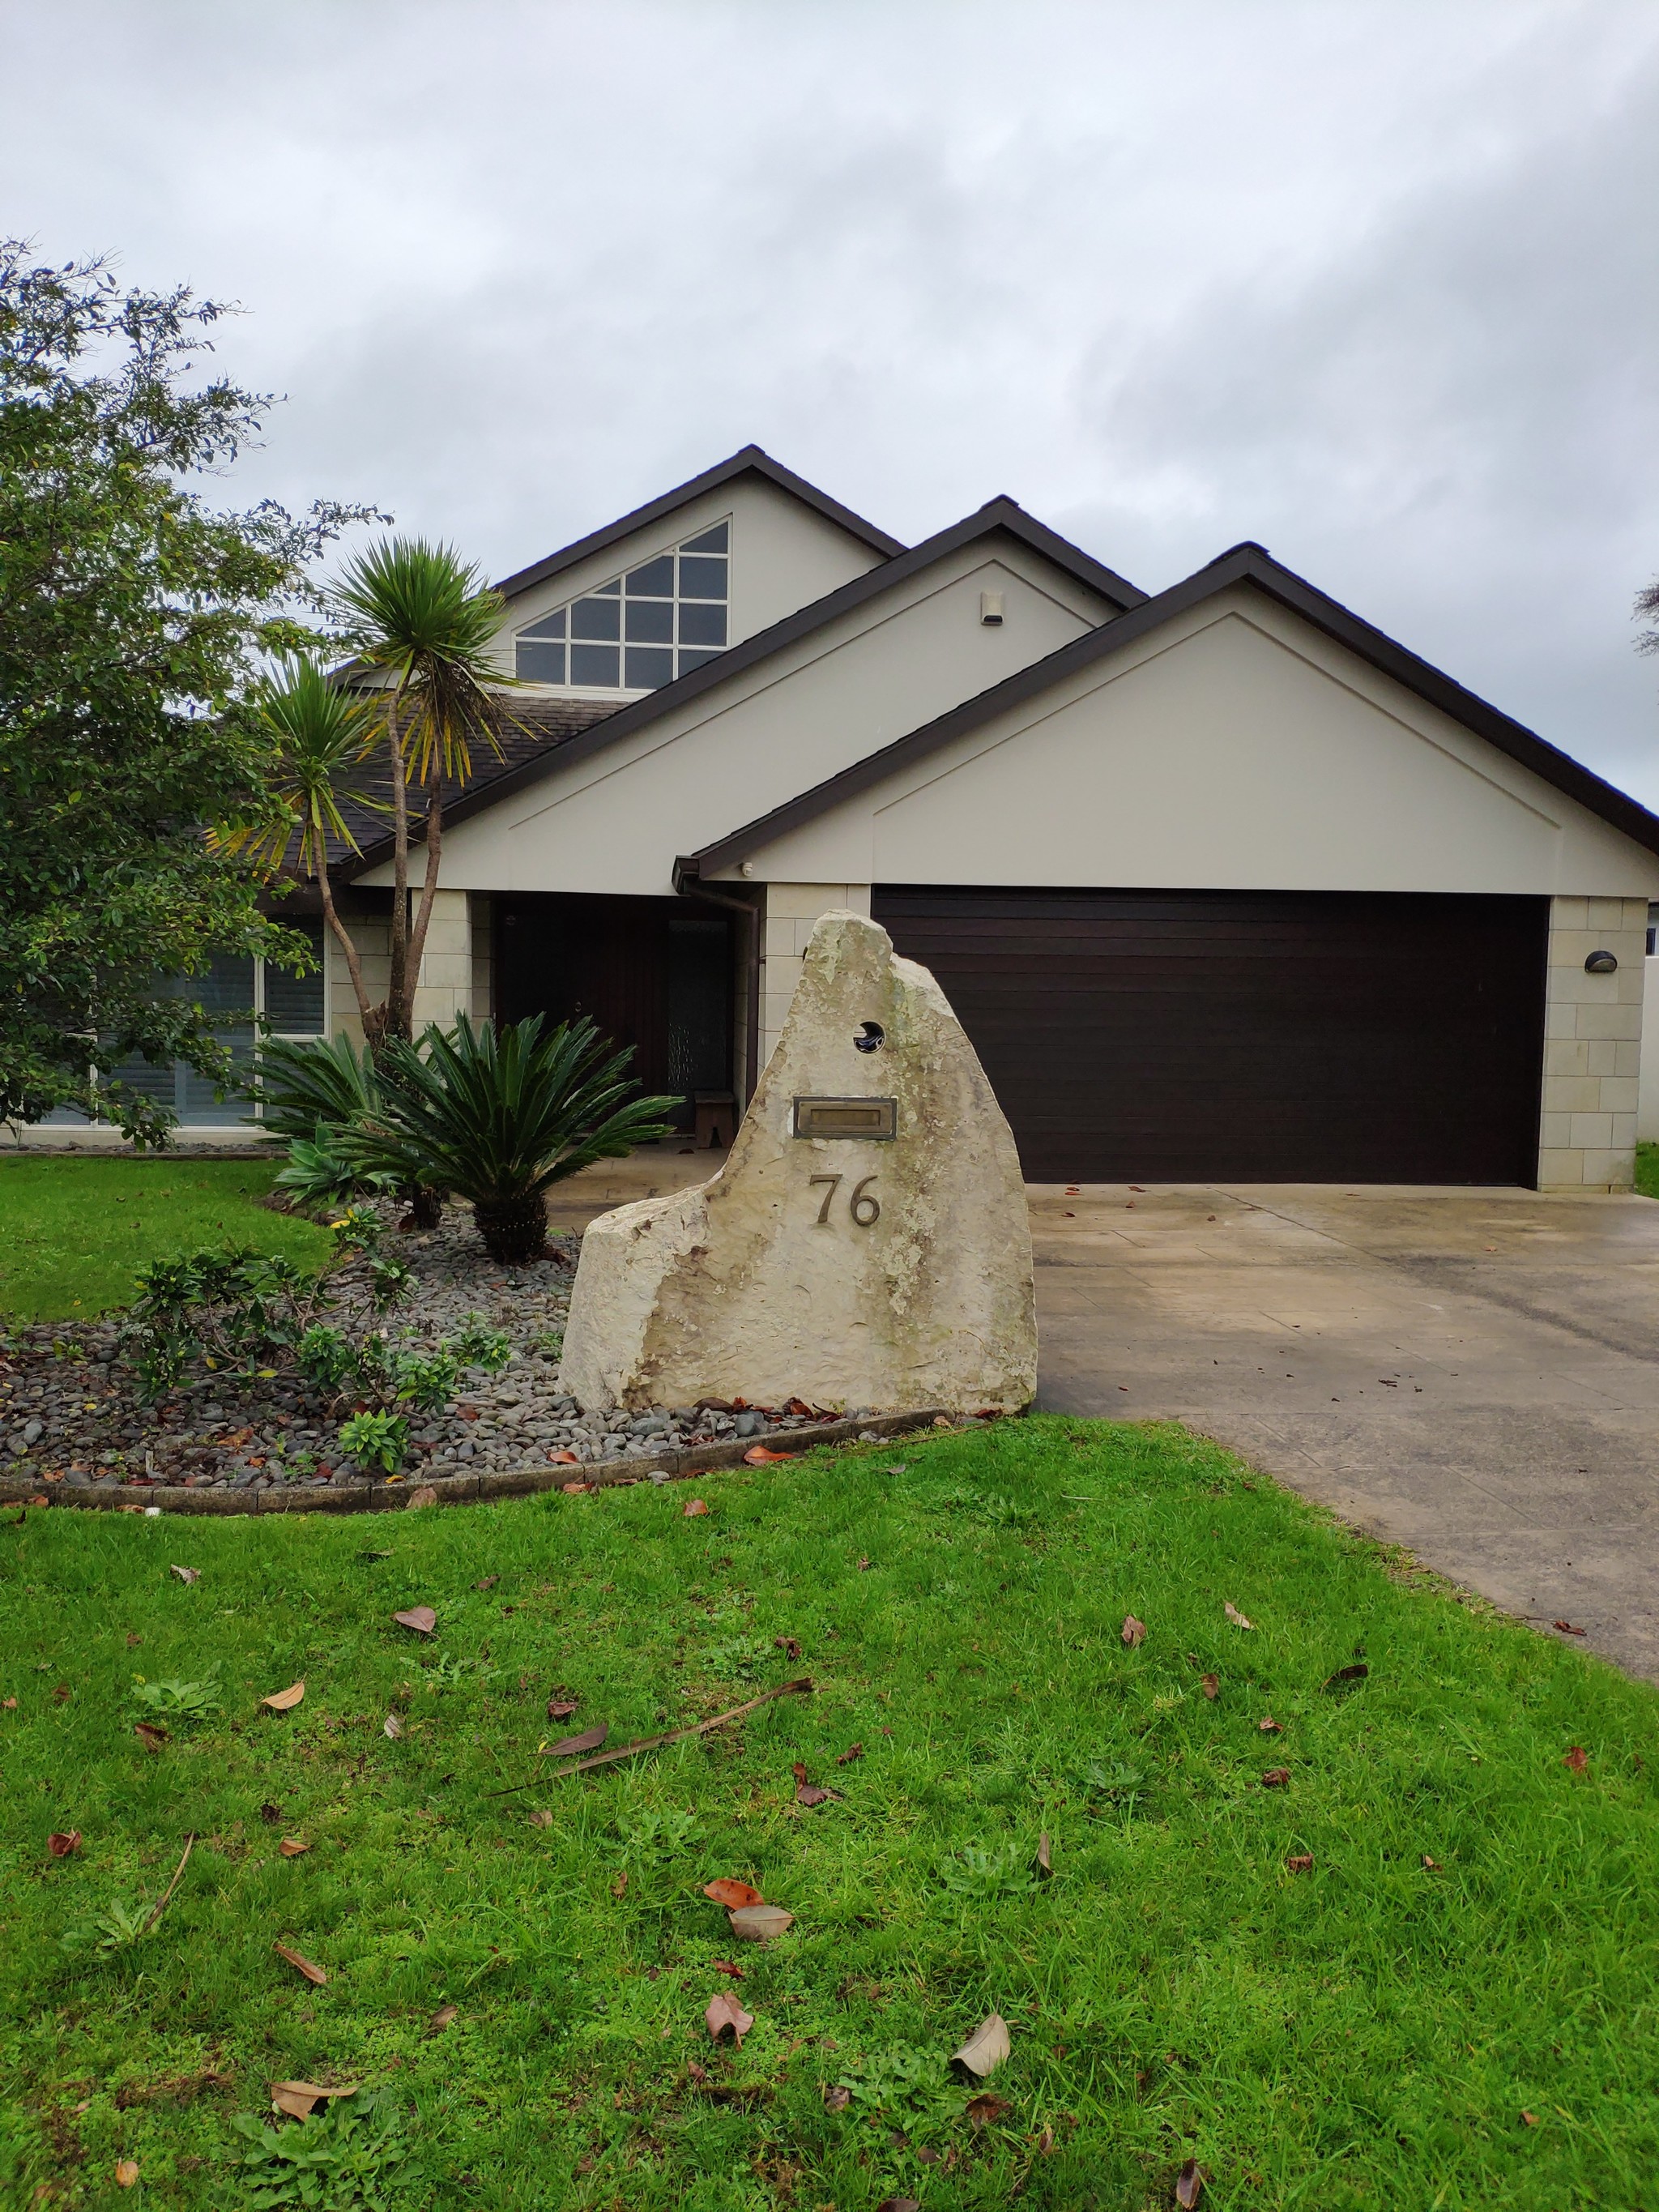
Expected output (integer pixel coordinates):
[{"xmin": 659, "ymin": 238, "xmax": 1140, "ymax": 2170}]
[{"xmin": 808, "ymin": 1173, "xmax": 881, "ymax": 1228}]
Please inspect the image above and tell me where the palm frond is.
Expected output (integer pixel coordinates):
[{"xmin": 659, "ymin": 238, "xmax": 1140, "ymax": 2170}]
[{"xmin": 212, "ymin": 654, "xmax": 382, "ymax": 877}]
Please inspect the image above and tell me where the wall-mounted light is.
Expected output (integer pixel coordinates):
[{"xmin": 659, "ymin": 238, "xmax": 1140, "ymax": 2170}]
[
  {"xmin": 979, "ymin": 590, "xmax": 1004, "ymax": 627},
  {"xmin": 1584, "ymin": 949, "xmax": 1618, "ymax": 974}
]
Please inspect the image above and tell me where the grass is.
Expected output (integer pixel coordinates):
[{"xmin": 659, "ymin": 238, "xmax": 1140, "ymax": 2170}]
[
  {"xmin": 2, "ymin": 1420, "xmax": 1657, "ymax": 2211},
  {"xmin": 1636, "ymin": 1142, "xmax": 1659, "ymax": 1202},
  {"xmin": 0, "ymin": 1158, "xmax": 331, "ymax": 1322}
]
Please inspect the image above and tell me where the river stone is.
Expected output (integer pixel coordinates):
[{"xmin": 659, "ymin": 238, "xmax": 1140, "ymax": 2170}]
[{"xmin": 558, "ymin": 908, "xmax": 1036, "ymax": 1413}]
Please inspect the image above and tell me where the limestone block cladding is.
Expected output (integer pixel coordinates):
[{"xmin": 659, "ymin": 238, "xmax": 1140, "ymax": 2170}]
[
  {"xmin": 326, "ymin": 891, "xmax": 489, "ymax": 1044},
  {"xmin": 758, "ymin": 882, "xmax": 872, "ymax": 1070},
  {"xmin": 1537, "ymin": 895, "xmax": 1648, "ymax": 1191},
  {"xmin": 558, "ymin": 908, "xmax": 1038, "ymax": 1412}
]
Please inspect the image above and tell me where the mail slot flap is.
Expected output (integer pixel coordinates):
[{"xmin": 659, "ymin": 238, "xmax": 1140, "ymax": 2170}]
[{"xmin": 792, "ymin": 1095, "xmax": 898, "ymax": 1141}]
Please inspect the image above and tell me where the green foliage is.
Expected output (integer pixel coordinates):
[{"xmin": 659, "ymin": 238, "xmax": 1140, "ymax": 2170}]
[
  {"xmin": 258, "ymin": 1032, "xmax": 383, "ymax": 1143},
  {"xmin": 0, "ymin": 241, "xmax": 377, "ymax": 1142},
  {"xmin": 230, "ymin": 2089, "xmax": 408, "ymax": 2212},
  {"xmin": 391, "ymin": 1346, "xmax": 459, "ymax": 1414},
  {"xmin": 336, "ymin": 1408, "xmax": 409, "ymax": 1474},
  {"xmin": 453, "ymin": 1313, "xmax": 513, "ymax": 1373},
  {"xmin": 938, "ymin": 1836, "xmax": 1038, "ymax": 1899},
  {"xmin": 133, "ymin": 1667, "xmax": 221, "ymax": 1723},
  {"xmin": 60, "ymin": 1894, "xmax": 154, "ymax": 1958}
]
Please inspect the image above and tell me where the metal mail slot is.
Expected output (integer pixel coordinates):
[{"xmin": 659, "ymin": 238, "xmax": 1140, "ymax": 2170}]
[{"xmin": 792, "ymin": 1095, "xmax": 898, "ymax": 1141}]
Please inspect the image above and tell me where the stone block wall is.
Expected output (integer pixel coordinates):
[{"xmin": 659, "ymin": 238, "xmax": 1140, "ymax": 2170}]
[
  {"xmin": 326, "ymin": 892, "xmax": 489, "ymax": 1043},
  {"xmin": 758, "ymin": 882, "xmax": 872, "ymax": 1070},
  {"xmin": 1537, "ymin": 895, "xmax": 1648, "ymax": 1191}
]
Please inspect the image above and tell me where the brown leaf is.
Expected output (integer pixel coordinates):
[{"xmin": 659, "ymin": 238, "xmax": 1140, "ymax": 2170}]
[
  {"xmin": 425, "ymin": 2004, "xmax": 458, "ymax": 2035},
  {"xmin": 1323, "ymin": 1662, "xmax": 1368, "ymax": 1686},
  {"xmin": 1036, "ymin": 2124, "xmax": 1056, "ymax": 2153},
  {"xmin": 836, "ymin": 1741, "xmax": 864, "ymax": 1765},
  {"xmin": 1520, "ymin": 2109, "xmax": 1538, "ymax": 2126},
  {"xmin": 475, "ymin": 1576, "xmax": 500, "ymax": 1591},
  {"xmin": 270, "ymin": 2081, "xmax": 356, "ymax": 2120},
  {"xmin": 559, "ymin": 1480, "xmax": 594, "ymax": 1493},
  {"xmin": 683, "ymin": 1498, "xmax": 709, "ymax": 1517},
  {"xmin": 527, "ymin": 1809, "xmax": 554, "ymax": 1829},
  {"xmin": 272, "ymin": 1942, "xmax": 326, "ymax": 1986},
  {"xmin": 261, "ymin": 1680, "xmax": 305, "ymax": 1713},
  {"xmin": 48, "ymin": 1830, "xmax": 81, "ymax": 1857},
  {"xmin": 1223, "ymin": 1602, "xmax": 1254, "ymax": 1629},
  {"xmin": 1553, "ymin": 1619, "xmax": 1586, "ymax": 1636},
  {"xmin": 115, "ymin": 2160, "xmax": 139, "ymax": 2188},
  {"xmin": 1175, "ymin": 2158, "xmax": 1208, "ymax": 2208},
  {"xmin": 743, "ymin": 1445, "xmax": 793, "ymax": 1463},
  {"xmin": 1285, "ymin": 1853, "xmax": 1314, "ymax": 1873},
  {"xmin": 546, "ymin": 1723, "xmax": 608, "ymax": 1758},
  {"xmin": 611, "ymin": 1872, "xmax": 628, "ymax": 1898},
  {"xmin": 382, "ymin": 1711, "xmax": 403, "ymax": 1740},
  {"xmin": 134, "ymin": 1721, "xmax": 169, "ymax": 1753},
  {"xmin": 704, "ymin": 1878, "xmax": 764, "ymax": 1909},
  {"xmin": 260, "ymin": 1803, "xmax": 283, "ymax": 1824},
  {"xmin": 53, "ymin": 1685, "xmax": 69, "ymax": 1703},
  {"xmin": 774, "ymin": 1635, "xmax": 802, "ymax": 1659},
  {"xmin": 393, "ymin": 1606, "xmax": 437, "ymax": 1636},
  {"xmin": 728, "ymin": 1902, "xmax": 794, "ymax": 1943},
  {"xmin": 1258, "ymin": 1715, "xmax": 1282, "ymax": 1734},
  {"xmin": 685, "ymin": 2058, "xmax": 709, "ymax": 2083},
  {"xmin": 951, "ymin": 2012, "xmax": 1011, "ymax": 2077},
  {"xmin": 1036, "ymin": 1830, "xmax": 1052, "ymax": 1879},
  {"xmin": 169, "ymin": 1565, "xmax": 200, "ymax": 1585},
  {"xmin": 966, "ymin": 2091, "xmax": 1013, "ymax": 2127},
  {"xmin": 705, "ymin": 1991, "xmax": 754, "ymax": 2044},
  {"xmin": 406, "ymin": 1485, "xmax": 438, "ymax": 1510},
  {"xmin": 823, "ymin": 2082, "xmax": 851, "ymax": 2112},
  {"xmin": 1121, "ymin": 1614, "xmax": 1146, "ymax": 1648},
  {"xmin": 712, "ymin": 1958, "xmax": 744, "ymax": 1979},
  {"xmin": 1421, "ymin": 1854, "xmax": 1442, "ymax": 1872},
  {"xmin": 1563, "ymin": 1745, "xmax": 1589, "ymax": 1772},
  {"xmin": 545, "ymin": 1698, "xmax": 578, "ymax": 1719},
  {"xmin": 1200, "ymin": 1673, "xmax": 1219, "ymax": 1700},
  {"xmin": 278, "ymin": 1838, "xmax": 309, "ymax": 1859},
  {"xmin": 796, "ymin": 1782, "xmax": 838, "ymax": 1806},
  {"xmin": 1261, "ymin": 1767, "xmax": 1290, "ymax": 1788},
  {"xmin": 2, "ymin": 1695, "xmax": 16, "ymax": 1709}
]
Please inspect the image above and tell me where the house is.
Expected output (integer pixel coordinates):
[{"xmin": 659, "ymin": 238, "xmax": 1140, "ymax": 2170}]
[{"xmin": 50, "ymin": 446, "xmax": 1659, "ymax": 1189}]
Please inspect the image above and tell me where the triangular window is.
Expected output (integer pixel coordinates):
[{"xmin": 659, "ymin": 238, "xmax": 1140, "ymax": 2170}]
[{"xmin": 514, "ymin": 519, "xmax": 729, "ymax": 690}]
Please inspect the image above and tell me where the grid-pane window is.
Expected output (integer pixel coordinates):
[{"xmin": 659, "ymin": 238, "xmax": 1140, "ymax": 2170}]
[{"xmin": 514, "ymin": 519, "xmax": 729, "ymax": 691}]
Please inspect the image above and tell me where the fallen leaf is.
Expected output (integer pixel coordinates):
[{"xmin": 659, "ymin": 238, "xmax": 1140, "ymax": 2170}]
[
  {"xmin": 704, "ymin": 1878, "xmax": 765, "ymax": 1909},
  {"xmin": 611, "ymin": 1872, "xmax": 628, "ymax": 1898},
  {"xmin": 169, "ymin": 1565, "xmax": 200, "ymax": 1585},
  {"xmin": 774, "ymin": 1634, "xmax": 802, "ymax": 1659},
  {"xmin": 686, "ymin": 2058, "xmax": 708, "ymax": 2083},
  {"xmin": 857, "ymin": 1557, "xmax": 872, "ymax": 1571},
  {"xmin": 382, "ymin": 1711, "xmax": 403, "ymax": 1740},
  {"xmin": 1175, "ymin": 2158, "xmax": 1207, "ymax": 2208},
  {"xmin": 546, "ymin": 1723, "xmax": 608, "ymax": 1758},
  {"xmin": 1121, "ymin": 1614, "xmax": 1146, "ymax": 1648},
  {"xmin": 546, "ymin": 1698, "xmax": 578, "ymax": 1719},
  {"xmin": 134, "ymin": 1720, "xmax": 169, "ymax": 1752},
  {"xmin": 728, "ymin": 1902, "xmax": 794, "ymax": 1943},
  {"xmin": 260, "ymin": 1803, "xmax": 282, "ymax": 1825},
  {"xmin": 475, "ymin": 1575, "xmax": 500, "ymax": 1591},
  {"xmin": 270, "ymin": 2081, "xmax": 356, "ymax": 2120},
  {"xmin": 1036, "ymin": 1830, "xmax": 1052, "ymax": 1879},
  {"xmin": 1261, "ymin": 1767, "xmax": 1290, "ymax": 1788},
  {"xmin": 951, "ymin": 2012, "xmax": 1011, "ymax": 2077},
  {"xmin": 527, "ymin": 1810, "xmax": 554, "ymax": 1829},
  {"xmin": 53, "ymin": 1685, "xmax": 69, "ymax": 1703},
  {"xmin": 712, "ymin": 1958, "xmax": 744, "ymax": 1979},
  {"xmin": 837, "ymin": 1741, "xmax": 864, "ymax": 1765},
  {"xmin": 2, "ymin": 1696, "xmax": 16, "ymax": 1709},
  {"xmin": 683, "ymin": 1498, "xmax": 709, "ymax": 1517},
  {"xmin": 966, "ymin": 2091, "xmax": 1013, "ymax": 2127},
  {"xmin": 393, "ymin": 1606, "xmax": 437, "ymax": 1636},
  {"xmin": 742, "ymin": 1445, "xmax": 792, "ymax": 1463},
  {"xmin": 261, "ymin": 1680, "xmax": 305, "ymax": 1713},
  {"xmin": 48, "ymin": 1830, "xmax": 81, "ymax": 1857},
  {"xmin": 875, "ymin": 2200, "xmax": 920, "ymax": 2212},
  {"xmin": 425, "ymin": 2004, "xmax": 458, "ymax": 2035},
  {"xmin": 1563, "ymin": 1745, "xmax": 1589, "ymax": 1772},
  {"xmin": 1259, "ymin": 1715, "xmax": 1282, "ymax": 1734},
  {"xmin": 115, "ymin": 2160, "xmax": 139, "ymax": 2188},
  {"xmin": 1200, "ymin": 1673, "xmax": 1219, "ymax": 1700},
  {"xmin": 1223, "ymin": 1602, "xmax": 1254, "ymax": 1630},
  {"xmin": 1285, "ymin": 1853, "xmax": 1315, "ymax": 1873},
  {"xmin": 1422, "ymin": 1854, "xmax": 1441, "ymax": 1871},
  {"xmin": 705, "ymin": 1991, "xmax": 754, "ymax": 2044},
  {"xmin": 1553, "ymin": 1620, "xmax": 1586, "ymax": 1636},
  {"xmin": 1323, "ymin": 1662, "xmax": 1368, "ymax": 1687},
  {"xmin": 823, "ymin": 2082, "xmax": 851, "ymax": 2112},
  {"xmin": 560, "ymin": 1480, "xmax": 594, "ymax": 1493},
  {"xmin": 549, "ymin": 1449, "xmax": 580, "ymax": 1465},
  {"xmin": 273, "ymin": 1942, "xmax": 326, "ymax": 1986},
  {"xmin": 796, "ymin": 1782, "xmax": 838, "ymax": 1806},
  {"xmin": 1520, "ymin": 2110, "xmax": 1538, "ymax": 2126},
  {"xmin": 1036, "ymin": 2124, "xmax": 1056, "ymax": 2153},
  {"xmin": 406, "ymin": 1485, "xmax": 439, "ymax": 1510},
  {"xmin": 278, "ymin": 1838, "xmax": 309, "ymax": 1858}
]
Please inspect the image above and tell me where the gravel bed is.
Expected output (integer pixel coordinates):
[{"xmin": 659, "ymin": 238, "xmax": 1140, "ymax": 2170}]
[{"xmin": 0, "ymin": 1202, "xmax": 876, "ymax": 1498}]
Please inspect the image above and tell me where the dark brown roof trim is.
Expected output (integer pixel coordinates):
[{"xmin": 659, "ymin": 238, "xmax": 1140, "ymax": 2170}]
[
  {"xmin": 492, "ymin": 445, "xmax": 904, "ymax": 604},
  {"xmin": 677, "ymin": 540, "xmax": 1659, "ymax": 881},
  {"xmin": 343, "ymin": 497, "xmax": 1146, "ymax": 878}
]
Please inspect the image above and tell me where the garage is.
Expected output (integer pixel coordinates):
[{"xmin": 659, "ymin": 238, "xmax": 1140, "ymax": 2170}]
[{"xmin": 873, "ymin": 886, "xmax": 1550, "ymax": 1185}]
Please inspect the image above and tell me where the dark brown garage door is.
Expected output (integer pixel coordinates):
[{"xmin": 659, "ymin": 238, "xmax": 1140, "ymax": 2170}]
[{"xmin": 872, "ymin": 887, "xmax": 1548, "ymax": 1184}]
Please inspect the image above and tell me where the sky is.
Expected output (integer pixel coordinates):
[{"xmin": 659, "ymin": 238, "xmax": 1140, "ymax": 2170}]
[{"xmin": 4, "ymin": 0, "xmax": 1659, "ymax": 801}]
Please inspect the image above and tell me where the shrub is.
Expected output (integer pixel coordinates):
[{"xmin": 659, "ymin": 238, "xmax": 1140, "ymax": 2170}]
[{"xmin": 337, "ymin": 1409, "xmax": 410, "ymax": 1474}]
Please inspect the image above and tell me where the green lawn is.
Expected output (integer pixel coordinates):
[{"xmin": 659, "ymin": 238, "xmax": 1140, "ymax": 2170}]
[
  {"xmin": 3, "ymin": 1419, "xmax": 1656, "ymax": 2210},
  {"xmin": 1636, "ymin": 1142, "xmax": 1659, "ymax": 1202},
  {"xmin": 0, "ymin": 1157, "xmax": 331, "ymax": 1322}
]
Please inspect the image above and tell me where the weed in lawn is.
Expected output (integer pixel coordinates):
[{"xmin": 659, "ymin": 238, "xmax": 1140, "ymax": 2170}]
[
  {"xmin": 230, "ymin": 2088, "xmax": 408, "ymax": 2211},
  {"xmin": 131, "ymin": 1666, "xmax": 221, "ymax": 1723}
]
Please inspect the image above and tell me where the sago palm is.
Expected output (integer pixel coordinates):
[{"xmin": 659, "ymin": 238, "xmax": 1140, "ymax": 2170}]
[
  {"xmin": 331, "ymin": 539, "xmax": 512, "ymax": 1044},
  {"xmin": 351, "ymin": 1014, "xmax": 677, "ymax": 1263}
]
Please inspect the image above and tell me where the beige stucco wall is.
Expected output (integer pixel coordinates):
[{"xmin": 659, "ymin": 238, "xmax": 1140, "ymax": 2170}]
[
  {"xmin": 371, "ymin": 538, "xmax": 1115, "ymax": 903},
  {"xmin": 1537, "ymin": 897, "xmax": 1647, "ymax": 1190},
  {"xmin": 723, "ymin": 593, "xmax": 1659, "ymax": 903}
]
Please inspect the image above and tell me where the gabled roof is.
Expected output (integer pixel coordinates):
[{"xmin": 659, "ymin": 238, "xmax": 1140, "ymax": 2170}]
[
  {"xmin": 343, "ymin": 496, "xmax": 1145, "ymax": 877},
  {"xmin": 677, "ymin": 540, "xmax": 1659, "ymax": 879},
  {"xmin": 492, "ymin": 444, "xmax": 904, "ymax": 604}
]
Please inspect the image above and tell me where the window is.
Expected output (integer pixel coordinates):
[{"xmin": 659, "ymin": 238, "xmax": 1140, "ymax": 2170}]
[
  {"xmin": 514, "ymin": 520, "xmax": 729, "ymax": 691},
  {"xmin": 46, "ymin": 921, "xmax": 328, "ymax": 1128}
]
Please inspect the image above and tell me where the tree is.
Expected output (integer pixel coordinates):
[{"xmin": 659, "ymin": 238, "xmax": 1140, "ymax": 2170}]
[
  {"xmin": 0, "ymin": 241, "xmax": 377, "ymax": 1143},
  {"xmin": 1638, "ymin": 577, "xmax": 1659, "ymax": 660}
]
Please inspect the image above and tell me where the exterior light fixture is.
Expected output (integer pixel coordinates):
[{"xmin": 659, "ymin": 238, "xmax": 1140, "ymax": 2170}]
[{"xmin": 1584, "ymin": 950, "xmax": 1618, "ymax": 974}]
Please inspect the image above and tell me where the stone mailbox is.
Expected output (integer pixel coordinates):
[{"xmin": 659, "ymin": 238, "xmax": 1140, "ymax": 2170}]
[{"xmin": 558, "ymin": 909, "xmax": 1036, "ymax": 1413}]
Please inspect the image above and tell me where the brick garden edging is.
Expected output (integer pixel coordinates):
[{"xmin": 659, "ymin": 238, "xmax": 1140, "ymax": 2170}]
[{"xmin": 0, "ymin": 1407, "xmax": 957, "ymax": 1517}]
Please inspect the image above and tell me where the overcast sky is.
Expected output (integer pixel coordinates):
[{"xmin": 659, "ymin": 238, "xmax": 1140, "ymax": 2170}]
[{"xmin": 5, "ymin": 0, "xmax": 1658, "ymax": 800}]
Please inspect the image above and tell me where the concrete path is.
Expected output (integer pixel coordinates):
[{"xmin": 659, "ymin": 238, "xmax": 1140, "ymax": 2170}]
[{"xmin": 1034, "ymin": 1185, "xmax": 1659, "ymax": 1684}]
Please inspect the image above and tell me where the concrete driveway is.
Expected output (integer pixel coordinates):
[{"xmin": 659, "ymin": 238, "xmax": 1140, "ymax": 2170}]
[{"xmin": 1034, "ymin": 1185, "xmax": 1659, "ymax": 1683}]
